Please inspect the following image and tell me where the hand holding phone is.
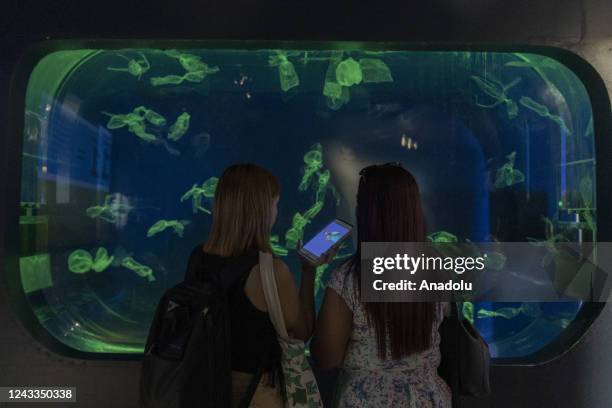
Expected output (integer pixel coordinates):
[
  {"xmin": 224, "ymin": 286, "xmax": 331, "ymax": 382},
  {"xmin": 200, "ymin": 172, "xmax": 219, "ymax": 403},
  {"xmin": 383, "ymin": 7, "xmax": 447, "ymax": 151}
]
[
  {"xmin": 297, "ymin": 239, "xmax": 339, "ymax": 268},
  {"xmin": 297, "ymin": 219, "xmax": 352, "ymax": 266}
]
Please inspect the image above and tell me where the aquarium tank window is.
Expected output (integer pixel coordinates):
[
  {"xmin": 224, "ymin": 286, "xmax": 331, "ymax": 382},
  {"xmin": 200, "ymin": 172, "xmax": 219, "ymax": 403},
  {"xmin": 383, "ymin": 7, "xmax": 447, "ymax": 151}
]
[{"xmin": 17, "ymin": 46, "xmax": 596, "ymax": 357}]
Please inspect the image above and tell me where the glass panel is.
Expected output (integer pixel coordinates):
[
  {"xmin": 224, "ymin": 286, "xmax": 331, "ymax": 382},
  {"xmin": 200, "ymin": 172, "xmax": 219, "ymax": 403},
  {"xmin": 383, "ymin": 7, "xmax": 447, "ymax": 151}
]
[{"xmin": 19, "ymin": 47, "xmax": 595, "ymax": 356}]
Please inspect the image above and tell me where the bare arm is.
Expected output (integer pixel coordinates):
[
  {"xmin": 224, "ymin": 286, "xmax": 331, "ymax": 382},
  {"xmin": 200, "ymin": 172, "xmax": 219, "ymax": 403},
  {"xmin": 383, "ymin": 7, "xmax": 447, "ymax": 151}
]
[
  {"xmin": 298, "ymin": 262, "xmax": 316, "ymax": 338},
  {"xmin": 274, "ymin": 259, "xmax": 316, "ymax": 340},
  {"xmin": 274, "ymin": 245, "xmax": 339, "ymax": 341},
  {"xmin": 311, "ymin": 287, "xmax": 352, "ymax": 369}
]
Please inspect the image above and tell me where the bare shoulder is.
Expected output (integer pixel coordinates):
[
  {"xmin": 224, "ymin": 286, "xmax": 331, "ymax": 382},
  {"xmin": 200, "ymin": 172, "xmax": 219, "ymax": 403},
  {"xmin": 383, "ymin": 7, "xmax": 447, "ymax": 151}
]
[
  {"xmin": 272, "ymin": 258, "xmax": 293, "ymax": 282},
  {"xmin": 272, "ymin": 257, "xmax": 289, "ymax": 271}
]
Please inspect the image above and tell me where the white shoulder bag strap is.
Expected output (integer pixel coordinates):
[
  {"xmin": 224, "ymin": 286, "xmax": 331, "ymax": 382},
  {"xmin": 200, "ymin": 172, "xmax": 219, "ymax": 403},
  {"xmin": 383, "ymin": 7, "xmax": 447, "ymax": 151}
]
[
  {"xmin": 259, "ymin": 251, "xmax": 289, "ymax": 339},
  {"xmin": 259, "ymin": 252, "xmax": 324, "ymax": 408}
]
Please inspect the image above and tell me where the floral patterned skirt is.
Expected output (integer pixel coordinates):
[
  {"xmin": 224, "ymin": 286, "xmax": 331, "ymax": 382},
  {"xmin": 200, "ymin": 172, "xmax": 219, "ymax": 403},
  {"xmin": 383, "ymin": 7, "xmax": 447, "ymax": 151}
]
[{"xmin": 333, "ymin": 366, "xmax": 451, "ymax": 408}]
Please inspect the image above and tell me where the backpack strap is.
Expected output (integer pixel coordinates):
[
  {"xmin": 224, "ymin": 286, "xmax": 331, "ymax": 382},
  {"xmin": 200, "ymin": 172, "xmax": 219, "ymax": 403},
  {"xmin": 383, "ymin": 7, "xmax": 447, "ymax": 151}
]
[
  {"xmin": 238, "ymin": 252, "xmax": 282, "ymax": 408},
  {"xmin": 183, "ymin": 245, "xmax": 270, "ymax": 407},
  {"xmin": 259, "ymin": 251, "xmax": 289, "ymax": 338},
  {"xmin": 228, "ymin": 252, "xmax": 275, "ymax": 408},
  {"xmin": 183, "ymin": 244, "xmax": 207, "ymax": 283}
]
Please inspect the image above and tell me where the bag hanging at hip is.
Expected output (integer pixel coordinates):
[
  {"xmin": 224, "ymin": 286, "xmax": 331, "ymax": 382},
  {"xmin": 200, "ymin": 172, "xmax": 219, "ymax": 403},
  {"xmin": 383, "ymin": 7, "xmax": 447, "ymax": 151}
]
[
  {"xmin": 258, "ymin": 251, "xmax": 323, "ymax": 408},
  {"xmin": 438, "ymin": 302, "xmax": 491, "ymax": 402}
]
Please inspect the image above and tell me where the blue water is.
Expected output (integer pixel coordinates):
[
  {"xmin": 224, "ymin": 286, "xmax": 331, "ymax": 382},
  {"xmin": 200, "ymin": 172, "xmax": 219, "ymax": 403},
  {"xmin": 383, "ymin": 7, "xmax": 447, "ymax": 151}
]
[{"xmin": 19, "ymin": 48, "xmax": 595, "ymax": 356}]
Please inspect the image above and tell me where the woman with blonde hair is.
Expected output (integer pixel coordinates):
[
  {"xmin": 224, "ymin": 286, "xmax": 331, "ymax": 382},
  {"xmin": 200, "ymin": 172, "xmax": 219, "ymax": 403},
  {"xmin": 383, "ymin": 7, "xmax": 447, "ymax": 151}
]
[{"xmin": 185, "ymin": 163, "xmax": 332, "ymax": 407}]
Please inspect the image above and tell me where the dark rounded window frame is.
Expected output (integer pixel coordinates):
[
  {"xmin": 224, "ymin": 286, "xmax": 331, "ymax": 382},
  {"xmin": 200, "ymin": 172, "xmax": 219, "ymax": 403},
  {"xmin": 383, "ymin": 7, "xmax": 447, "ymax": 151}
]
[{"xmin": 2, "ymin": 40, "xmax": 611, "ymax": 362}]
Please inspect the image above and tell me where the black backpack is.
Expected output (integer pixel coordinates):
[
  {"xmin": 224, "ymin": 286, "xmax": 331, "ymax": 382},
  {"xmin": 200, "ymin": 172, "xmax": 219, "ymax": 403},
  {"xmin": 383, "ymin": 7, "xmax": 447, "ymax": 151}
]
[{"xmin": 139, "ymin": 245, "xmax": 260, "ymax": 408}]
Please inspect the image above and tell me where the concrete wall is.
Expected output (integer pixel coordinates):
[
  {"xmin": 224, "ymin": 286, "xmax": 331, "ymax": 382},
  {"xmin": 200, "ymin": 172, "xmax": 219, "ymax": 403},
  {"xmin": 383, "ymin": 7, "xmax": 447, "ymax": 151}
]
[{"xmin": 0, "ymin": 286, "xmax": 141, "ymax": 407}]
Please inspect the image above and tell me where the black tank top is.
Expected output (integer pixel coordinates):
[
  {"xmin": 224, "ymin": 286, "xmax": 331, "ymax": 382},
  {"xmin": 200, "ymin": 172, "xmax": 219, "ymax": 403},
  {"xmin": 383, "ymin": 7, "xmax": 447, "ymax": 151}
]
[{"xmin": 188, "ymin": 247, "xmax": 281, "ymax": 375}]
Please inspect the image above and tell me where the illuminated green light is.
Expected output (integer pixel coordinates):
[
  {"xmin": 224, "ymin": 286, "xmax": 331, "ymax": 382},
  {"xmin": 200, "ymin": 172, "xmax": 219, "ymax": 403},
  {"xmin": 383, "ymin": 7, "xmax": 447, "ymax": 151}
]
[
  {"xmin": 472, "ymin": 75, "xmax": 521, "ymax": 119},
  {"xmin": 270, "ymin": 235, "xmax": 288, "ymax": 257},
  {"xmin": 107, "ymin": 52, "xmax": 150, "ymax": 80},
  {"xmin": 168, "ymin": 112, "xmax": 191, "ymax": 141},
  {"xmin": 335, "ymin": 57, "xmax": 362, "ymax": 87},
  {"xmin": 269, "ymin": 51, "xmax": 300, "ymax": 92},
  {"xmin": 299, "ymin": 143, "xmax": 323, "ymax": 192},
  {"xmin": 462, "ymin": 301, "xmax": 474, "ymax": 325},
  {"xmin": 121, "ymin": 256, "xmax": 156, "ymax": 282},
  {"xmin": 68, "ymin": 248, "xmax": 114, "ymax": 274},
  {"xmin": 519, "ymin": 96, "xmax": 571, "ymax": 134},
  {"xmin": 359, "ymin": 58, "xmax": 393, "ymax": 83},
  {"xmin": 20, "ymin": 254, "xmax": 53, "ymax": 293},
  {"xmin": 493, "ymin": 151, "xmax": 525, "ymax": 189},
  {"xmin": 427, "ymin": 231, "xmax": 458, "ymax": 243},
  {"xmin": 147, "ymin": 219, "xmax": 190, "ymax": 238}
]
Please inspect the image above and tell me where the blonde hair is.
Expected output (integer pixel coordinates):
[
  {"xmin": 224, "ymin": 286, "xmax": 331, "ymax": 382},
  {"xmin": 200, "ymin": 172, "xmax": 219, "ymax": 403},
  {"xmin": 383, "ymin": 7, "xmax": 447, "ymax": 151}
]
[{"xmin": 203, "ymin": 163, "xmax": 280, "ymax": 257}]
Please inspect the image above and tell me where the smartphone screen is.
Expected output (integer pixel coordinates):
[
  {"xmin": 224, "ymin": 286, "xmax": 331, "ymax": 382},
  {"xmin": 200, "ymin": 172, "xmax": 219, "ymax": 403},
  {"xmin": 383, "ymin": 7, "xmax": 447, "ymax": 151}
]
[{"xmin": 301, "ymin": 219, "xmax": 352, "ymax": 259}]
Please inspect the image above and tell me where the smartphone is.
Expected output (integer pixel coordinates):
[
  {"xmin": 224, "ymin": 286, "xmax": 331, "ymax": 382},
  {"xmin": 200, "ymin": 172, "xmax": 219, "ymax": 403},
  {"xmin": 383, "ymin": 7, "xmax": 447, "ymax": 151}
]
[{"xmin": 298, "ymin": 218, "xmax": 353, "ymax": 263}]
